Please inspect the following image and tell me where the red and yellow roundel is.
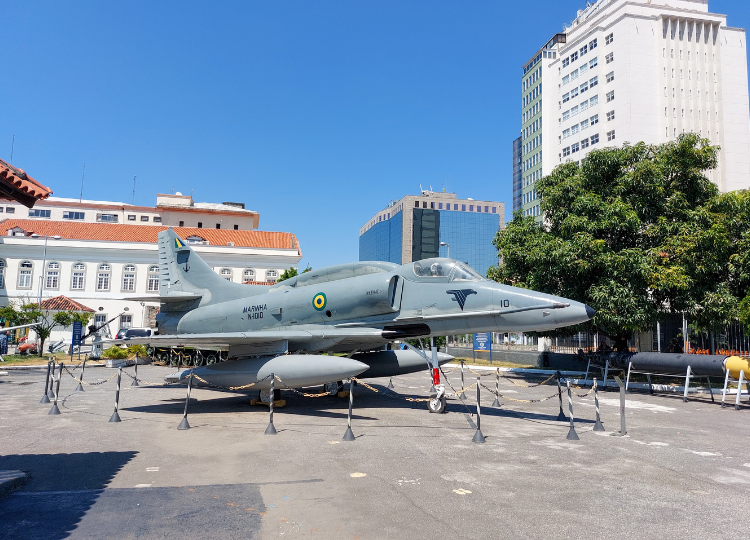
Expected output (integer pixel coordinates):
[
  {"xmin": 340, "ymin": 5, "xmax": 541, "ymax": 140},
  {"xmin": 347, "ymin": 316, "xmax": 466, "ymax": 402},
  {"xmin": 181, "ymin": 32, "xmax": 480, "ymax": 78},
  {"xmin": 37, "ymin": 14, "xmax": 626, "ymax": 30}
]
[{"xmin": 312, "ymin": 292, "xmax": 327, "ymax": 311}]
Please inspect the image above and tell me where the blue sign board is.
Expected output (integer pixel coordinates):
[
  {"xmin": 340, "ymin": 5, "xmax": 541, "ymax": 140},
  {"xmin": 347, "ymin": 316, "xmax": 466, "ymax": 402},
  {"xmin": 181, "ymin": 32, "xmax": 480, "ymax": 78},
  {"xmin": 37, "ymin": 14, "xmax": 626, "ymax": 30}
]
[
  {"xmin": 72, "ymin": 321, "xmax": 83, "ymax": 346},
  {"xmin": 473, "ymin": 333, "xmax": 490, "ymax": 351}
]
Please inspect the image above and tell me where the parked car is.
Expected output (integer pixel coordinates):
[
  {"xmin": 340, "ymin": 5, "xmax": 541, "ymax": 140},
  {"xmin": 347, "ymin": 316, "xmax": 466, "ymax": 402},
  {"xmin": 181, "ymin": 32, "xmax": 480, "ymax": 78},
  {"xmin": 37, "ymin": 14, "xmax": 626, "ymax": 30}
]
[
  {"xmin": 123, "ymin": 328, "xmax": 155, "ymax": 340},
  {"xmin": 115, "ymin": 328, "xmax": 128, "ymax": 340}
]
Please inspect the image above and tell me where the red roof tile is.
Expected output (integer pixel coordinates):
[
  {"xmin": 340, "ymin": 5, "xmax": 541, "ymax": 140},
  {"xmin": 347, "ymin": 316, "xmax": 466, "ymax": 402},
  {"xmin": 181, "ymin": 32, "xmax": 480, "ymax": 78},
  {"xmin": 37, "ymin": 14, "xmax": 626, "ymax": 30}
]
[
  {"xmin": 40, "ymin": 295, "xmax": 95, "ymax": 312},
  {"xmin": 0, "ymin": 219, "xmax": 301, "ymax": 251},
  {"xmin": 0, "ymin": 160, "xmax": 53, "ymax": 207}
]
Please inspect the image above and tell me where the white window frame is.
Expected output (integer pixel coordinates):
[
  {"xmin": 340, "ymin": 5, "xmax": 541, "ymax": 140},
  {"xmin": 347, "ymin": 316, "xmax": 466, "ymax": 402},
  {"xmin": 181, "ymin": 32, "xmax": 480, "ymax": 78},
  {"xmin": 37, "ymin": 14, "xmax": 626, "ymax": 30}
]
[
  {"xmin": 147, "ymin": 265, "xmax": 160, "ymax": 292},
  {"xmin": 122, "ymin": 264, "xmax": 136, "ymax": 292},
  {"xmin": 71, "ymin": 262, "xmax": 86, "ymax": 290},
  {"xmin": 97, "ymin": 263, "xmax": 111, "ymax": 291},
  {"xmin": 45, "ymin": 261, "xmax": 60, "ymax": 289},
  {"xmin": 18, "ymin": 261, "xmax": 33, "ymax": 289}
]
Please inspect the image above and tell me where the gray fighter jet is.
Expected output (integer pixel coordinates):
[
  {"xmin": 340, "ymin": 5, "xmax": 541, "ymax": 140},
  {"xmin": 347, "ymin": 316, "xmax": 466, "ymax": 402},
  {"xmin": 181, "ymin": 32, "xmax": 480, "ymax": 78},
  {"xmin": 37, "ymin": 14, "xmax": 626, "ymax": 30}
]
[{"xmin": 120, "ymin": 229, "xmax": 594, "ymax": 412}]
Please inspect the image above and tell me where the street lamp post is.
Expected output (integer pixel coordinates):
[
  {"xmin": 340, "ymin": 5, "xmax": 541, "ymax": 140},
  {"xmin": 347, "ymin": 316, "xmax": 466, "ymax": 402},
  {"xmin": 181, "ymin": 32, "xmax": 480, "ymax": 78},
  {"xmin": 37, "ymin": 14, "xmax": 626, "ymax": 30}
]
[
  {"xmin": 440, "ymin": 241, "xmax": 450, "ymax": 259},
  {"xmin": 31, "ymin": 234, "xmax": 61, "ymax": 308}
]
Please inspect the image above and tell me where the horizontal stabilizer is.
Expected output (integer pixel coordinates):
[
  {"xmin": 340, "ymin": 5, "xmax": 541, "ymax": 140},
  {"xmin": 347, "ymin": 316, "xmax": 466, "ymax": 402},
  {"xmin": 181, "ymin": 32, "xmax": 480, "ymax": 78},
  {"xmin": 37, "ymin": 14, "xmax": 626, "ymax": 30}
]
[{"xmin": 120, "ymin": 293, "xmax": 202, "ymax": 303}]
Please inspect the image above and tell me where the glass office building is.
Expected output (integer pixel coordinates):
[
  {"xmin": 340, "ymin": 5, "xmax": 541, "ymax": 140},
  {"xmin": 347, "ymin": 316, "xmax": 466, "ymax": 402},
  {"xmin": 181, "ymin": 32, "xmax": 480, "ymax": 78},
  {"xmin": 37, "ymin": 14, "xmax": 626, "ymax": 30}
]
[{"xmin": 359, "ymin": 191, "xmax": 505, "ymax": 277}]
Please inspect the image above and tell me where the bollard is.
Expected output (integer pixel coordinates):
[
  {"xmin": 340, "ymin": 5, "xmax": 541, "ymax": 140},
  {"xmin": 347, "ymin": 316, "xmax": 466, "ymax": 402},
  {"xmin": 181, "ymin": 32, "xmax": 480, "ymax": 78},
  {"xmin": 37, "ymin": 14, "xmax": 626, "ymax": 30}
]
[
  {"xmin": 48, "ymin": 359, "xmax": 56, "ymax": 399},
  {"xmin": 459, "ymin": 360, "xmax": 467, "ymax": 399},
  {"xmin": 683, "ymin": 365, "xmax": 692, "ymax": 402},
  {"xmin": 178, "ymin": 372, "xmax": 194, "ymax": 430},
  {"xmin": 264, "ymin": 374, "xmax": 277, "ymax": 435},
  {"xmin": 109, "ymin": 367, "xmax": 122, "ymax": 423},
  {"xmin": 593, "ymin": 378, "xmax": 605, "ymax": 432},
  {"xmin": 40, "ymin": 361, "xmax": 52, "ymax": 404},
  {"xmin": 613, "ymin": 376, "xmax": 627, "ymax": 435},
  {"xmin": 721, "ymin": 369, "xmax": 730, "ymax": 408},
  {"xmin": 491, "ymin": 368, "xmax": 500, "ymax": 408},
  {"xmin": 75, "ymin": 358, "xmax": 86, "ymax": 392},
  {"xmin": 556, "ymin": 372, "xmax": 567, "ymax": 421},
  {"xmin": 131, "ymin": 354, "xmax": 139, "ymax": 387},
  {"xmin": 48, "ymin": 363, "xmax": 63, "ymax": 415},
  {"xmin": 735, "ymin": 371, "xmax": 745, "ymax": 411},
  {"xmin": 472, "ymin": 377, "xmax": 486, "ymax": 443},
  {"xmin": 387, "ymin": 377, "xmax": 394, "ymax": 390},
  {"xmin": 342, "ymin": 379, "xmax": 355, "ymax": 441},
  {"xmin": 565, "ymin": 380, "xmax": 579, "ymax": 440}
]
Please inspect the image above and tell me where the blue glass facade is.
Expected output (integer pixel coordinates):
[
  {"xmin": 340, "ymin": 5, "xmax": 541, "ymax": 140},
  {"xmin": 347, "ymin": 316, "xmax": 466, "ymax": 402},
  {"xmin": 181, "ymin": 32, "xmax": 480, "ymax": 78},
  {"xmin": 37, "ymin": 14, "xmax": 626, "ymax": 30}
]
[
  {"xmin": 436, "ymin": 211, "xmax": 500, "ymax": 276},
  {"xmin": 359, "ymin": 210, "xmax": 402, "ymax": 264},
  {"xmin": 512, "ymin": 136, "xmax": 522, "ymax": 214}
]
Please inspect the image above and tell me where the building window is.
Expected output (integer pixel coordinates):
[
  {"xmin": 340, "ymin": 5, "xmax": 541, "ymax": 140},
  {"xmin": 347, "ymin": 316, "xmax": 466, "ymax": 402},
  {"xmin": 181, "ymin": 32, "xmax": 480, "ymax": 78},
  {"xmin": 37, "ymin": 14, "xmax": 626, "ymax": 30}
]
[
  {"xmin": 147, "ymin": 265, "xmax": 160, "ymax": 291},
  {"xmin": 128, "ymin": 215, "xmax": 137, "ymax": 221},
  {"xmin": 591, "ymin": 114, "xmax": 599, "ymax": 125},
  {"xmin": 45, "ymin": 261, "xmax": 60, "ymax": 289},
  {"xmin": 606, "ymin": 91, "xmax": 614, "ymax": 102},
  {"xmin": 563, "ymin": 146, "xmax": 571, "ymax": 157},
  {"xmin": 571, "ymin": 142, "xmax": 580, "ymax": 153},
  {"xmin": 197, "ymin": 222, "xmax": 203, "ymax": 228},
  {"xmin": 243, "ymin": 269, "xmax": 255, "ymax": 282},
  {"xmin": 266, "ymin": 270, "xmax": 278, "ymax": 282},
  {"xmin": 179, "ymin": 221, "xmax": 184, "ymax": 227},
  {"xmin": 607, "ymin": 110, "xmax": 615, "ymax": 121},
  {"xmin": 98, "ymin": 213, "xmax": 118, "ymax": 222},
  {"xmin": 605, "ymin": 33, "xmax": 613, "ymax": 45},
  {"xmin": 571, "ymin": 105, "xmax": 579, "ymax": 117},
  {"xmin": 120, "ymin": 315, "xmax": 133, "ymax": 329},
  {"xmin": 606, "ymin": 72, "xmax": 614, "ymax": 83},
  {"xmin": 0, "ymin": 259, "xmax": 5, "ymax": 288},
  {"xmin": 122, "ymin": 264, "xmax": 136, "ymax": 291},
  {"xmin": 590, "ymin": 38, "xmax": 597, "ymax": 50},
  {"xmin": 469, "ymin": 205, "xmax": 474, "ymax": 211},
  {"xmin": 453, "ymin": 204, "xmax": 458, "ymax": 210},
  {"xmin": 153, "ymin": 217, "xmax": 162, "ymax": 223},
  {"xmin": 563, "ymin": 57, "xmax": 570, "ymax": 68},
  {"xmin": 580, "ymin": 44, "xmax": 588, "ymax": 56},
  {"xmin": 562, "ymin": 75, "xmax": 570, "ymax": 86},
  {"xmin": 563, "ymin": 110, "xmax": 570, "ymax": 121},
  {"xmin": 220, "ymin": 268, "xmax": 232, "ymax": 281},
  {"xmin": 591, "ymin": 133, "xmax": 600, "ymax": 144},
  {"xmin": 563, "ymin": 128, "xmax": 571, "ymax": 139},
  {"xmin": 571, "ymin": 51, "xmax": 578, "ymax": 62},
  {"xmin": 215, "ymin": 223, "xmax": 221, "ymax": 229},
  {"xmin": 606, "ymin": 52, "xmax": 614, "ymax": 64},
  {"xmin": 484, "ymin": 206, "xmax": 489, "ymax": 213},
  {"xmin": 71, "ymin": 263, "xmax": 86, "ymax": 290},
  {"xmin": 581, "ymin": 138, "xmax": 589, "ymax": 149},
  {"xmin": 589, "ymin": 95, "xmax": 598, "ymax": 106},
  {"xmin": 563, "ymin": 92, "xmax": 570, "ymax": 103},
  {"xmin": 6, "ymin": 207, "xmax": 14, "ymax": 214},
  {"xmin": 580, "ymin": 80, "xmax": 589, "ymax": 93},
  {"xmin": 97, "ymin": 263, "xmax": 111, "ymax": 291},
  {"xmin": 233, "ymin": 224, "xmax": 239, "ymax": 230},
  {"xmin": 580, "ymin": 118, "xmax": 589, "ymax": 130},
  {"xmin": 140, "ymin": 215, "xmax": 149, "ymax": 222},
  {"xmin": 571, "ymin": 124, "xmax": 579, "ymax": 135},
  {"xmin": 590, "ymin": 76, "xmax": 598, "ymax": 88},
  {"xmin": 29, "ymin": 209, "xmax": 51, "ymax": 218},
  {"xmin": 607, "ymin": 130, "xmax": 616, "ymax": 141},
  {"xmin": 492, "ymin": 207, "xmax": 497, "ymax": 213},
  {"xmin": 18, "ymin": 261, "xmax": 33, "ymax": 289},
  {"xmin": 63, "ymin": 211, "xmax": 85, "ymax": 220}
]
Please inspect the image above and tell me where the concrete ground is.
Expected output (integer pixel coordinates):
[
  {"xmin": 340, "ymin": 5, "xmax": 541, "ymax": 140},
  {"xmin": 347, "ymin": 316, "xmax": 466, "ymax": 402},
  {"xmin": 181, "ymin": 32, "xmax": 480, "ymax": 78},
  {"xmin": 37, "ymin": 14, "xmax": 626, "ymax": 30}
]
[{"xmin": 1, "ymin": 364, "xmax": 749, "ymax": 540}]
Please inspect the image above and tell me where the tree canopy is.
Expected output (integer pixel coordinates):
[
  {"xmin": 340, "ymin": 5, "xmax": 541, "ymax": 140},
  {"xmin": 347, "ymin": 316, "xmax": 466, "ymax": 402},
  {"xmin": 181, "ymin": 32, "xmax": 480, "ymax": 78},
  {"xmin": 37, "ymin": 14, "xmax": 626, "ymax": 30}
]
[
  {"xmin": 0, "ymin": 301, "xmax": 92, "ymax": 355},
  {"xmin": 489, "ymin": 134, "xmax": 750, "ymax": 344},
  {"xmin": 277, "ymin": 265, "xmax": 312, "ymax": 283}
]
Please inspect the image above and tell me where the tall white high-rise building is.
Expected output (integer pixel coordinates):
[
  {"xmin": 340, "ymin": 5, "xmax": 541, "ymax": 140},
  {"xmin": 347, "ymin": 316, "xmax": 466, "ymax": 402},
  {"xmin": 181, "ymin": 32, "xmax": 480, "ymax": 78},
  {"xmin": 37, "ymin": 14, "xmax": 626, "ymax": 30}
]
[{"xmin": 517, "ymin": 0, "xmax": 750, "ymax": 218}]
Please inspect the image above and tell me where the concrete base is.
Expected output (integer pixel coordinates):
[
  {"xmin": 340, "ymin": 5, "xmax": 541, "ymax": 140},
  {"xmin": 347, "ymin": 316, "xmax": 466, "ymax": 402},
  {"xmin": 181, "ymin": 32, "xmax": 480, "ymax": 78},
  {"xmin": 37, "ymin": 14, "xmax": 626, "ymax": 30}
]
[{"xmin": 250, "ymin": 399, "xmax": 286, "ymax": 408}]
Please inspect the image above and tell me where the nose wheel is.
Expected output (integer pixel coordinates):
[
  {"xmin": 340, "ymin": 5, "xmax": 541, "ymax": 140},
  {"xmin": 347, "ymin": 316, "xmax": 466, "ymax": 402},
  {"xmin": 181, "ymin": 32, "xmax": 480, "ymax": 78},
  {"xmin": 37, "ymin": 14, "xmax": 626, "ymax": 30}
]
[{"xmin": 428, "ymin": 385, "xmax": 446, "ymax": 414}]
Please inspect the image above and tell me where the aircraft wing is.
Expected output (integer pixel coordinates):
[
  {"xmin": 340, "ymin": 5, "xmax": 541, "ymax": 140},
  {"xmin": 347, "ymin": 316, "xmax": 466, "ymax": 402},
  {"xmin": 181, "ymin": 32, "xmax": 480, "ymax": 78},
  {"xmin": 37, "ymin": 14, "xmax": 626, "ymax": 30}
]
[
  {"xmin": 108, "ymin": 328, "xmax": 385, "ymax": 349},
  {"xmin": 0, "ymin": 322, "xmax": 41, "ymax": 333}
]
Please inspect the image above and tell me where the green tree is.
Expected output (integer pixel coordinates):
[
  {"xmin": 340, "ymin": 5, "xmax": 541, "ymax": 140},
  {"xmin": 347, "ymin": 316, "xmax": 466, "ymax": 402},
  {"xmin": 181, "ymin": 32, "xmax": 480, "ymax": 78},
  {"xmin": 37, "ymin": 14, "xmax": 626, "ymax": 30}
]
[
  {"xmin": 277, "ymin": 265, "xmax": 311, "ymax": 283},
  {"xmin": 19, "ymin": 303, "xmax": 93, "ymax": 356},
  {"xmin": 490, "ymin": 134, "xmax": 747, "ymax": 347}
]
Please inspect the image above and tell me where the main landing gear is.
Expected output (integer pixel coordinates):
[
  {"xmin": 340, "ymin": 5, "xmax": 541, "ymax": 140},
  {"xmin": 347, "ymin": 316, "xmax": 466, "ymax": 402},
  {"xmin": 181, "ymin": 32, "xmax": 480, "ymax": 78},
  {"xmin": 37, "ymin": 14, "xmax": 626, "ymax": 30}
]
[{"xmin": 428, "ymin": 385, "xmax": 447, "ymax": 414}]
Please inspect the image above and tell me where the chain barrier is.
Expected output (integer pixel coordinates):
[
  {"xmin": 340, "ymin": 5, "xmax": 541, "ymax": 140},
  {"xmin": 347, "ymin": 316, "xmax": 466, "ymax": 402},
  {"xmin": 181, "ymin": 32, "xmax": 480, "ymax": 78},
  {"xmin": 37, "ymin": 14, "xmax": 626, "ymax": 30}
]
[
  {"xmin": 190, "ymin": 372, "xmax": 272, "ymax": 391},
  {"xmin": 569, "ymin": 384, "xmax": 595, "ymax": 398},
  {"xmin": 480, "ymin": 382, "xmax": 559, "ymax": 404},
  {"xmin": 501, "ymin": 372, "xmax": 556, "ymax": 388},
  {"xmin": 63, "ymin": 366, "xmax": 119, "ymax": 386},
  {"xmin": 121, "ymin": 370, "xmax": 183, "ymax": 387},
  {"xmin": 274, "ymin": 375, "xmax": 335, "ymax": 397},
  {"xmin": 441, "ymin": 364, "xmax": 460, "ymax": 374}
]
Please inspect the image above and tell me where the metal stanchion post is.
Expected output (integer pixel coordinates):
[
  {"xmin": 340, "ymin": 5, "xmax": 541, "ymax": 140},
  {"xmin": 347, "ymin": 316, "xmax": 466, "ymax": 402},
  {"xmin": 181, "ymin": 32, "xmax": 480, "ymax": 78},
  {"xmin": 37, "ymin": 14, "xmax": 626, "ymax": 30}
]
[
  {"xmin": 472, "ymin": 377, "xmax": 486, "ymax": 443},
  {"xmin": 721, "ymin": 369, "xmax": 730, "ymax": 408},
  {"xmin": 76, "ymin": 358, "xmax": 86, "ymax": 392},
  {"xmin": 614, "ymin": 375, "xmax": 626, "ymax": 435},
  {"xmin": 556, "ymin": 372, "xmax": 566, "ymax": 421},
  {"xmin": 565, "ymin": 380, "xmax": 579, "ymax": 440},
  {"xmin": 459, "ymin": 360, "xmax": 467, "ymax": 399},
  {"xmin": 265, "ymin": 374, "xmax": 277, "ymax": 434},
  {"xmin": 593, "ymin": 378, "xmax": 605, "ymax": 432},
  {"xmin": 40, "ymin": 361, "xmax": 52, "ymax": 404},
  {"xmin": 683, "ymin": 365, "xmax": 692, "ymax": 402},
  {"xmin": 387, "ymin": 377, "xmax": 394, "ymax": 390},
  {"xmin": 48, "ymin": 359, "xmax": 56, "ymax": 399},
  {"xmin": 131, "ymin": 353, "xmax": 139, "ymax": 387},
  {"xmin": 343, "ymin": 379, "xmax": 355, "ymax": 441},
  {"xmin": 109, "ymin": 367, "xmax": 122, "ymax": 422},
  {"xmin": 48, "ymin": 363, "xmax": 63, "ymax": 415},
  {"xmin": 735, "ymin": 371, "xmax": 745, "ymax": 411},
  {"xmin": 491, "ymin": 368, "xmax": 500, "ymax": 407},
  {"xmin": 178, "ymin": 372, "xmax": 194, "ymax": 430}
]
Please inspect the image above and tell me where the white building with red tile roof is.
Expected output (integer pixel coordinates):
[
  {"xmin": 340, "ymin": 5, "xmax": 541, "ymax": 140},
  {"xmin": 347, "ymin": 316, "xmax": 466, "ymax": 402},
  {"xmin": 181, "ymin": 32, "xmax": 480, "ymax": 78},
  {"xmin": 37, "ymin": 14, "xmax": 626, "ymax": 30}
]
[{"xmin": 0, "ymin": 217, "xmax": 302, "ymax": 343}]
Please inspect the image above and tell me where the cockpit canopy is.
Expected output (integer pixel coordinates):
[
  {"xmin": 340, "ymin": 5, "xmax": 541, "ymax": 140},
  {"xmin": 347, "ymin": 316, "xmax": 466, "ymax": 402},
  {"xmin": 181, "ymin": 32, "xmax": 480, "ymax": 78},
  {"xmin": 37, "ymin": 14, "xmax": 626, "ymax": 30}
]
[{"xmin": 411, "ymin": 258, "xmax": 484, "ymax": 281}]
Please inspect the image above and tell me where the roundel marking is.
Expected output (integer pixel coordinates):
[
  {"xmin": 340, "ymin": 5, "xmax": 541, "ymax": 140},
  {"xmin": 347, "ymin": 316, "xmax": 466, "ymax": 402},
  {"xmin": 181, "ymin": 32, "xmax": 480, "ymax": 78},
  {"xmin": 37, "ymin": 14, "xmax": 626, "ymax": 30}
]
[{"xmin": 312, "ymin": 292, "xmax": 327, "ymax": 311}]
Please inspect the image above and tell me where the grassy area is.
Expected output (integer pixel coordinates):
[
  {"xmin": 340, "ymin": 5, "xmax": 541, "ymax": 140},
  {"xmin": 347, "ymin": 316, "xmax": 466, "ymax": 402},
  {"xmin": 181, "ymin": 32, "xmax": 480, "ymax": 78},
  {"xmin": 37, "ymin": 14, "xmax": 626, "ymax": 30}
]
[
  {"xmin": 0, "ymin": 352, "xmax": 102, "ymax": 366},
  {"xmin": 448, "ymin": 356, "xmax": 534, "ymax": 369}
]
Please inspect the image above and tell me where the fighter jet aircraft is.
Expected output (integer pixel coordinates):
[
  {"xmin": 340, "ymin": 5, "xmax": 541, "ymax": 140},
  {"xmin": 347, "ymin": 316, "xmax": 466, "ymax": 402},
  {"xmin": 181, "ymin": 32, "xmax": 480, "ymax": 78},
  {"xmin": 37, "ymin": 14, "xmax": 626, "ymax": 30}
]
[{"xmin": 119, "ymin": 229, "xmax": 594, "ymax": 412}]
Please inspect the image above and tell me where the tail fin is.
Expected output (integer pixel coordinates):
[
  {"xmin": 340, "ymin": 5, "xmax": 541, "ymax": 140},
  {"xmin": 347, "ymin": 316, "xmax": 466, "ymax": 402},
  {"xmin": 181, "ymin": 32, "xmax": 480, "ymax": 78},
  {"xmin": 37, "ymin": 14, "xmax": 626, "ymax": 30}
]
[{"xmin": 158, "ymin": 229, "xmax": 254, "ymax": 306}]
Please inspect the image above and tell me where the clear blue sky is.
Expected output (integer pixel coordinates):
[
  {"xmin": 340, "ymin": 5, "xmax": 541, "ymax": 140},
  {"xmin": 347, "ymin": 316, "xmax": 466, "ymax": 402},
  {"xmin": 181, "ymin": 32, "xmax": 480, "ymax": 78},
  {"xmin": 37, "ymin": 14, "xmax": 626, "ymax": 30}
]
[{"xmin": 2, "ymin": 0, "xmax": 749, "ymax": 269}]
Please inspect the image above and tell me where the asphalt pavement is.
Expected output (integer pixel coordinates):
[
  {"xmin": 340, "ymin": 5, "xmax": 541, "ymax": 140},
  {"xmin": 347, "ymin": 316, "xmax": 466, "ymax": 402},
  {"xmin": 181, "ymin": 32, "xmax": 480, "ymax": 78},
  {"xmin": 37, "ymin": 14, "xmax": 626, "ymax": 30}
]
[{"xmin": 1, "ymin": 363, "xmax": 749, "ymax": 539}]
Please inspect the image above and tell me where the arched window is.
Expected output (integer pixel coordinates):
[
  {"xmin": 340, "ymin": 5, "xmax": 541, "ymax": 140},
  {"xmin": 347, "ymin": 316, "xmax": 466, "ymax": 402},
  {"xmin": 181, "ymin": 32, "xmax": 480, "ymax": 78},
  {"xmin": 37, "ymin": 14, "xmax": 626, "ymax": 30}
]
[
  {"xmin": 97, "ymin": 263, "xmax": 111, "ymax": 291},
  {"xmin": 18, "ymin": 261, "xmax": 33, "ymax": 289},
  {"xmin": 220, "ymin": 268, "xmax": 232, "ymax": 281},
  {"xmin": 46, "ymin": 261, "xmax": 60, "ymax": 289},
  {"xmin": 147, "ymin": 265, "xmax": 160, "ymax": 292},
  {"xmin": 0, "ymin": 259, "xmax": 5, "ymax": 288},
  {"xmin": 122, "ymin": 264, "xmax": 136, "ymax": 291},
  {"xmin": 71, "ymin": 263, "xmax": 86, "ymax": 290},
  {"xmin": 243, "ymin": 269, "xmax": 255, "ymax": 281},
  {"xmin": 266, "ymin": 270, "xmax": 278, "ymax": 282}
]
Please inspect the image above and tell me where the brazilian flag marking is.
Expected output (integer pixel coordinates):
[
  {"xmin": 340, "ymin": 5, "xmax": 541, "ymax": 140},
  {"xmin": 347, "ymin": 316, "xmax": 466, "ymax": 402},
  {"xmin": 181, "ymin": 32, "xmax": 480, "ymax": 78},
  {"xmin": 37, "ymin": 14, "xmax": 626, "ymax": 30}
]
[
  {"xmin": 175, "ymin": 238, "xmax": 185, "ymax": 249},
  {"xmin": 312, "ymin": 292, "xmax": 327, "ymax": 311}
]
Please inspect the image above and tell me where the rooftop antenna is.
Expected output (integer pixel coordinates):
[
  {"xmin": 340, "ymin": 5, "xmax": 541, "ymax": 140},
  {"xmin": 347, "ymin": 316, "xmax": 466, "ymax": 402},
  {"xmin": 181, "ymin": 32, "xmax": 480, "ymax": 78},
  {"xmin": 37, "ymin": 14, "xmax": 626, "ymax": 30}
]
[
  {"xmin": 79, "ymin": 164, "xmax": 86, "ymax": 203},
  {"xmin": 131, "ymin": 176, "xmax": 136, "ymax": 205},
  {"xmin": 10, "ymin": 134, "xmax": 14, "ymax": 163}
]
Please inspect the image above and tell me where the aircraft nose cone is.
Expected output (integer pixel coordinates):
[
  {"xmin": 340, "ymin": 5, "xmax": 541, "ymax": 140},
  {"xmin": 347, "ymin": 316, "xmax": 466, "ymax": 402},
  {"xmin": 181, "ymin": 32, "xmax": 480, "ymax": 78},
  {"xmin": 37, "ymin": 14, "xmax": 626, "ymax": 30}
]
[{"xmin": 585, "ymin": 305, "xmax": 596, "ymax": 319}]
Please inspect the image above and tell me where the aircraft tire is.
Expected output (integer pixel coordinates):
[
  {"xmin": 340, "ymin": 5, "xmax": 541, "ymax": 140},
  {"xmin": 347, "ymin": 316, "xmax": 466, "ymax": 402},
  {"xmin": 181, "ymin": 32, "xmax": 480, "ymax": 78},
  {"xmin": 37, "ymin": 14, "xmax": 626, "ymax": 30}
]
[
  {"xmin": 428, "ymin": 395, "xmax": 446, "ymax": 414},
  {"xmin": 206, "ymin": 353, "xmax": 217, "ymax": 365},
  {"xmin": 324, "ymin": 381, "xmax": 341, "ymax": 396}
]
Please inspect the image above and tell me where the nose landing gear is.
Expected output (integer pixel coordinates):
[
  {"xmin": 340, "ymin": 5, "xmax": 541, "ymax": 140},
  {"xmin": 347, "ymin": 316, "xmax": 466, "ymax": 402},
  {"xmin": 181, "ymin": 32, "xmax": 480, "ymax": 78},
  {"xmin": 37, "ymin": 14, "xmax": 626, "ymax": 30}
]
[{"xmin": 428, "ymin": 385, "xmax": 447, "ymax": 414}]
